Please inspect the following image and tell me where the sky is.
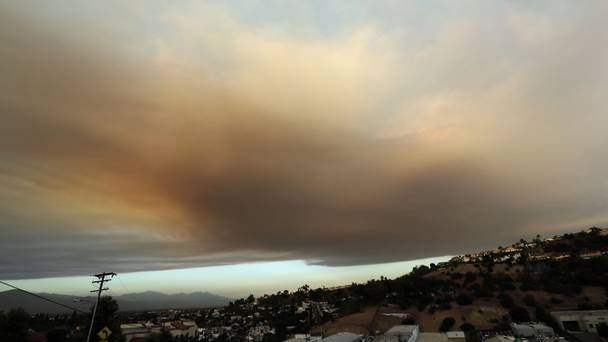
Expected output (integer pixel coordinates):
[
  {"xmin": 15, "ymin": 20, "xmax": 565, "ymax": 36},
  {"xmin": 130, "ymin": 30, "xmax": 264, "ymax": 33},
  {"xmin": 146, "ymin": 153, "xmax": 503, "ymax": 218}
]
[
  {"xmin": 1, "ymin": 1, "xmax": 608, "ymax": 296},
  {"xmin": 4, "ymin": 257, "xmax": 450, "ymax": 298}
]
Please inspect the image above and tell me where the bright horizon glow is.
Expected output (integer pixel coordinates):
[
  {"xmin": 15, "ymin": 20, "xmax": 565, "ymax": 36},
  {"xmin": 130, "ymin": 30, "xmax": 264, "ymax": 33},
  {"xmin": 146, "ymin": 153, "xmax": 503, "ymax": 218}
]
[{"xmin": 2, "ymin": 256, "xmax": 451, "ymax": 299}]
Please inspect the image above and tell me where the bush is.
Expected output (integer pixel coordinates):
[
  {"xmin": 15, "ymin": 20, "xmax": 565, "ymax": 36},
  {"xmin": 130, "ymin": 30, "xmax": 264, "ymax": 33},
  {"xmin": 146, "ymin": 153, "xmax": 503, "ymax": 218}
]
[
  {"xmin": 523, "ymin": 295, "xmax": 537, "ymax": 307},
  {"xmin": 598, "ymin": 323, "xmax": 608, "ymax": 338},
  {"xmin": 499, "ymin": 293, "xmax": 514, "ymax": 308},
  {"xmin": 460, "ymin": 323, "xmax": 476, "ymax": 332},
  {"xmin": 440, "ymin": 302, "xmax": 452, "ymax": 311},
  {"xmin": 509, "ymin": 306, "xmax": 531, "ymax": 322},
  {"xmin": 464, "ymin": 272, "xmax": 477, "ymax": 285},
  {"xmin": 450, "ymin": 273, "xmax": 464, "ymax": 280},
  {"xmin": 439, "ymin": 317, "xmax": 456, "ymax": 332},
  {"xmin": 46, "ymin": 328, "xmax": 69, "ymax": 342},
  {"xmin": 519, "ymin": 283, "xmax": 539, "ymax": 291},
  {"xmin": 550, "ymin": 297, "xmax": 563, "ymax": 304},
  {"xmin": 457, "ymin": 293, "xmax": 473, "ymax": 306},
  {"xmin": 402, "ymin": 318, "xmax": 417, "ymax": 325},
  {"xmin": 536, "ymin": 305, "xmax": 563, "ymax": 333}
]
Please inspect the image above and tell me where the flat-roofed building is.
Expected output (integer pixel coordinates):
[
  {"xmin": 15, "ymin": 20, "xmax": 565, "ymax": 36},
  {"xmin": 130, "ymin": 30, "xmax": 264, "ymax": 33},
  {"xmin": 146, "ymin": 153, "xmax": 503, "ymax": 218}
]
[
  {"xmin": 551, "ymin": 310, "xmax": 608, "ymax": 334},
  {"xmin": 484, "ymin": 336, "xmax": 517, "ymax": 342},
  {"xmin": 446, "ymin": 331, "xmax": 466, "ymax": 342},
  {"xmin": 285, "ymin": 335, "xmax": 323, "ymax": 342},
  {"xmin": 322, "ymin": 332, "xmax": 363, "ymax": 342},
  {"xmin": 417, "ymin": 332, "xmax": 449, "ymax": 342},
  {"xmin": 510, "ymin": 323, "xmax": 555, "ymax": 338},
  {"xmin": 121, "ymin": 323, "xmax": 153, "ymax": 342},
  {"xmin": 377, "ymin": 325, "xmax": 419, "ymax": 342}
]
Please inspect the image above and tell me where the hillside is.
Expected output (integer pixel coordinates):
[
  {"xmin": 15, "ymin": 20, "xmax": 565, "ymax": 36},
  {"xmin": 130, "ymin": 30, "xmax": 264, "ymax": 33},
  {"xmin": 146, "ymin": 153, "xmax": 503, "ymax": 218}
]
[
  {"xmin": 0, "ymin": 290, "xmax": 232, "ymax": 314},
  {"xmin": 303, "ymin": 227, "xmax": 608, "ymax": 333},
  {"xmin": 118, "ymin": 291, "xmax": 232, "ymax": 311}
]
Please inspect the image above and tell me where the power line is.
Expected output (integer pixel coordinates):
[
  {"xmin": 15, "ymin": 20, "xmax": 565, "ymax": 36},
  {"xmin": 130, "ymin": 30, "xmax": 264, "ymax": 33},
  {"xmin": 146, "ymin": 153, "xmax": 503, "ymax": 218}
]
[
  {"xmin": 0, "ymin": 280, "xmax": 88, "ymax": 314},
  {"xmin": 115, "ymin": 274, "xmax": 137, "ymax": 303}
]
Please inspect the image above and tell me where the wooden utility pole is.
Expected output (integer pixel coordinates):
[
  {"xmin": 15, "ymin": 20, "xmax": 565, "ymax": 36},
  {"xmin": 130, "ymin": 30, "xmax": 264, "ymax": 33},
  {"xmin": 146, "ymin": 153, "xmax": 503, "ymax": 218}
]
[{"xmin": 86, "ymin": 272, "xmax": 116, "ymax": 342}]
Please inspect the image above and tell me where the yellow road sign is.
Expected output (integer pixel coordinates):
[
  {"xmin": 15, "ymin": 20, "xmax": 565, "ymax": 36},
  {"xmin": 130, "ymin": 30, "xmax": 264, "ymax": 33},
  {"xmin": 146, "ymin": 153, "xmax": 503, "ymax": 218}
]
[{"xmin": 98, "ymin": 326, "xmax": 112, "ymax": 340}]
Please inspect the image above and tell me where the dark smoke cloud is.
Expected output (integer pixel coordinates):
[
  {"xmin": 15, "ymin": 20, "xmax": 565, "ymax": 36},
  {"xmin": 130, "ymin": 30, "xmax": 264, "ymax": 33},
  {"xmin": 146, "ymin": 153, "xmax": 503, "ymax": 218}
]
[{"xmin": 1, "ymin": 2, "xmax": 608, "ymax": 278}]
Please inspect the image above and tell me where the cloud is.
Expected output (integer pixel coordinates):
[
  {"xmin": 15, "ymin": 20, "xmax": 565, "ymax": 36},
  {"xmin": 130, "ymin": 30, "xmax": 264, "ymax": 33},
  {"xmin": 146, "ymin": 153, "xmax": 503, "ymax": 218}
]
[{"xmin": 1, "ymin": 1, "xmax": 608, "ymax": 278}]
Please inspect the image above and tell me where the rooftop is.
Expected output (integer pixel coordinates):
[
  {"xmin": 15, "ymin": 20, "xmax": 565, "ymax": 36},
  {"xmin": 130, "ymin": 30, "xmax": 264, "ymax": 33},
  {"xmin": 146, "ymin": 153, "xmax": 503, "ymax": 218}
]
[
  {"xmin": 385, "ymin": 325, "xmax": 418, "ymax": 336},
  {"xmin": 551, "ymin": 310, "xmax": 608, "ymax": 316},
  {"xmin": 322, "ymin": 332, "xmax": 363, "ymax": 342},
  {"xmin": 446, "ymin": 331, "xmax": 465, "ymax": 339},
  {"xmin": 417, "ymin": 333, "xmax": 449, "ymax": 342}
]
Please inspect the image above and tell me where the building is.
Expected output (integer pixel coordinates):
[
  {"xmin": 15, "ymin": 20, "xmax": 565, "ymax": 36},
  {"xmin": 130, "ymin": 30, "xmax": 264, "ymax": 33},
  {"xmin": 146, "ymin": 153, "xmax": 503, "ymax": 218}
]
[
  {"xmin": 446, "ymin": 331, "xmax": 466, "ymax": 342},
  {"xmin": 121, "ymin": 323, "xmax": 153, "ymax": 342},
  {"xmin": 322, "ymin": 332, "xmax": 363, "ymax": 342},
  {"xmin": 510, "ymin": 323, "xmax": 555, "ymax": 338},
  {"xmin": 374, "ymin": 335, "xmax": 402, "ymax": 342},
  {"xmin": 249, "ymin": 325, "xmax": 275, "ymax": 341},
  {"xmin": 166, "ymin": 320, "xmax": 198, "ymax": 338},
  {"xmin": 417, "ymin": 333, "xmax": 449, "ymax": 342},
  {"xmin": 580, "ymin": 252, "xmax": 603, "ymax": 260},
  {"xmin": 26, "ymin": 332, "xmax": 48, "ymax": 342},
  {"xmin": 285, "ymin": 334, "xmax": 323, "ymax": 342},
  {"xmin": 551, "ymin": 310, "xmax": 608, "ymax": 334},
  {"xmin": 381, "ymin": 313, "xmax": 410, "ymax": 320},
  {"xmin": 378, "ymin": 325, "xmax": 419, "ymax": 342},
  {"xmin": 484, "ymin": 336, "xmax": 517, "ymax": 342}
]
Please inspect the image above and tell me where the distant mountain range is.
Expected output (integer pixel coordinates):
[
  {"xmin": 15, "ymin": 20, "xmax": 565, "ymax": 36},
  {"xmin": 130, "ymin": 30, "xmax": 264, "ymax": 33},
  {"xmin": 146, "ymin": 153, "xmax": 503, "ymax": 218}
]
[{"xmin": 0, "ymin": 289, "xmax": 232, "ymax": 314}]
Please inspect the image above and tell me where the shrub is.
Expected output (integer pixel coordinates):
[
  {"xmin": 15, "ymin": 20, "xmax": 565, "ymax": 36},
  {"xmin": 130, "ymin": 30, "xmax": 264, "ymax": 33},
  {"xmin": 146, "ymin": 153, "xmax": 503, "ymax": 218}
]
[
  {"xmin": 450, "ymin": 273, "xmax": 464, "ymax": 280},
  {"xmin": 499, "ymin": 293, "xmax": 514, "ymax": 308},
  {"xmin": 460, "ymin": 323, "xmax": 476, "ymax": 332},
  {"xmin": 464, "ymin": 272, "xmax": 477, "ymax": 285},
  {"xmin": 523, "ymin": 295, "xmax": 537, "ymax": 307},
  {"xmin": 440, "ymin": 302, "xmax": 452, "ymax": 311},
  {"xmin": 509, "ymin": 306, "xmax": 531, "ymax": 322},
  {"xmin": 457, "ymin": 293, "xmax": 473, "ymax": 306},
  {"xmin": 550, "ymin": 297, "xmax": 563, "ymax": 304},
  {"xmin": 535, "ymin": 305, "xmax": 563, "ymax": 333},
  {"xmin": 598, "ymin": 323, "xmax": 608, "ymax": 338},
  {"xmin": 439, "ymin": 317, "xmax": 456, "ymax": 332},
  {"xmin": 402, "ymin": 318, "xmax": 417, "ymax": 325}
]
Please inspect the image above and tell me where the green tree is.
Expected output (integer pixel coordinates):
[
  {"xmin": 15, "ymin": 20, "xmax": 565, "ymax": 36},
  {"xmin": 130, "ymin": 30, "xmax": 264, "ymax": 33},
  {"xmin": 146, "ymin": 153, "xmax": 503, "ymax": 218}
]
[
  {"xmin": 85, "ymin": 296, "xmax": 124, "ymax": 342},
  {"xmin": 498, "ymin": 293, "xmax": 514, "ymax": 308},
  {"xmin": 456, "ymin": 293, "xmax": 473, "ymax": 306},
  {"xmin": 523, "ymin": 295, "xmax": 536, "ymax": 307},
  {"xmin": 46, "ymin": 328, "xmax": 69, "ymax": 342},
  {"xmin": 247, "ymin": 294, "xmax": 256, "ymax": 303},
  {"xmin": 439, "ymin": 317, "xmax": 456, "ymax": 332},
  {"xmin": 597, "ymin": 323, "xmax": 608, "ymax": 338},
  {"xmin": 6, "ymin": 308, "xmax": 30, "ymax": 342},
  {"xmin": 509, "ymin": 306, "xmax": 530, "ymax": 322},
  {"xmin": 145, "ymin": 330, "xmax": 174, "ymax": 342},
  {"xmin": 460, "ymin": 323, "xmax": 475, "ymax": 332}
]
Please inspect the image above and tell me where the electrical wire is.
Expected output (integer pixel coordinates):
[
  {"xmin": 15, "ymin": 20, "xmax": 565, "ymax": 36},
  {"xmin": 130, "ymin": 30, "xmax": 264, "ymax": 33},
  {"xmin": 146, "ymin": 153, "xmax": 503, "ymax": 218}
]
[
  {"xmin": 0, "ymin": 280, "xmax": 88, "ymax": 314},
  {"xmin": 115, "ymin": 274, "xmax": 138, "ymax": 303}
]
